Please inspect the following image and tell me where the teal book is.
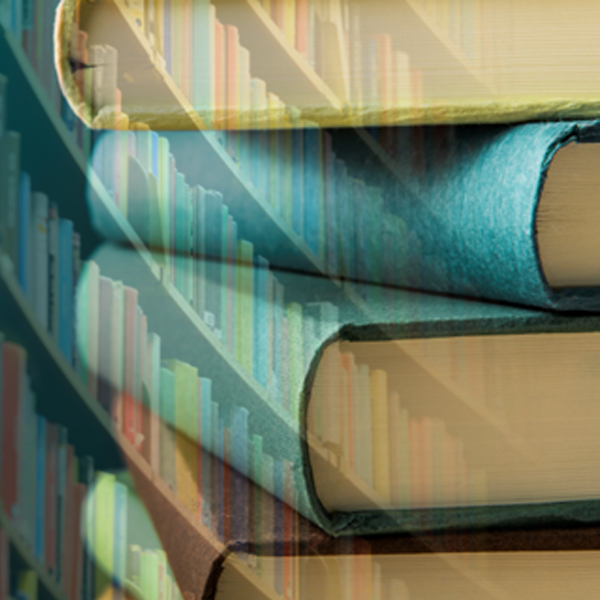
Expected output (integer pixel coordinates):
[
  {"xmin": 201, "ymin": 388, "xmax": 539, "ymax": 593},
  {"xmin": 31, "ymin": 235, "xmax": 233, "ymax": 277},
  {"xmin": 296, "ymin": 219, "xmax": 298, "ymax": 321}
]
[
  {"xmin": 90, "ymin": 122, "xmax": 600, "ymax": 311},
  {"xmin": 380, "ymin": 120, "xmax": 600, "ymax": 311},
  {"xmin": 86, "ymin": 243, "xmax": 600, "ymax": 537},
  {"xmin": 158, "ymin": 366, "xmax": 176, "ymax": 493}
]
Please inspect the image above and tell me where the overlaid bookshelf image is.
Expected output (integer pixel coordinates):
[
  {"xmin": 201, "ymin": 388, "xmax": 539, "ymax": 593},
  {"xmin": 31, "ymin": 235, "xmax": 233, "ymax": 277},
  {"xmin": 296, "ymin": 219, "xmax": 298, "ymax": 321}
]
[{"xmin": 3, "ymin": 0, "xmax": 600, "ymax": 599}]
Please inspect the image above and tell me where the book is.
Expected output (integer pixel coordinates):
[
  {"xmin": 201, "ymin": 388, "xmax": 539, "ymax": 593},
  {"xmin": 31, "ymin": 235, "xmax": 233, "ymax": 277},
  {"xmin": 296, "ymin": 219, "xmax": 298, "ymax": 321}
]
[
  {"xmin": 76, "ymin": 243, "xmax": 600, "ymax": 539},
  {"xmin": 364, "ymin": 120, "xmax": 600, "ymax": 311},
  {"xmin": 0, "ymin": 130, "xmax": 21, "ymax": 269},
  {"xmin": 54, "ymin": 0, "xmax": 600, "ymax": 128},
  {"xmin": 83, "ymin": 439, "xmax": 600, "ymax": 600},
  {"xmin": 99, "ymin": 119, "xmax": 600, "ymax": 312}
]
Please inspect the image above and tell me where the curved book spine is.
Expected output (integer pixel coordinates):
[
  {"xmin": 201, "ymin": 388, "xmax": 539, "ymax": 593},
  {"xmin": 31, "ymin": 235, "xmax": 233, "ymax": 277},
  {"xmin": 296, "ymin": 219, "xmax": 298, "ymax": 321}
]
[{"xmin": 388, "ymin": 120, "xmax": 600, "ymax": 311}]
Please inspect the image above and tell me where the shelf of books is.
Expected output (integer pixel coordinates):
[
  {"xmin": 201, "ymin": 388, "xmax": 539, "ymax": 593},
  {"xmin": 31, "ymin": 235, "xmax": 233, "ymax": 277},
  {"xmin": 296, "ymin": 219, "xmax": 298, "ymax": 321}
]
[
  {"xmin": 2, "ymin": 0, "xmax": 569, "ymax": 597},
  {"xmin": 0, "ymin": 508, "xmax": 72, "ymax": 600},
  {"xmin": 0, "ymin": 21, "xmax": 101, "ymax": 259},
  {"xmin": 358, "ymin": 0, "xmax": 492, "ymax": 95},
  {"xmin": 0, "ymin": 113, "xmax": 514, "ymax": 600},
  {"xmin": 59, "ymin": 0, "xmax": 434, "ymax": 196}
]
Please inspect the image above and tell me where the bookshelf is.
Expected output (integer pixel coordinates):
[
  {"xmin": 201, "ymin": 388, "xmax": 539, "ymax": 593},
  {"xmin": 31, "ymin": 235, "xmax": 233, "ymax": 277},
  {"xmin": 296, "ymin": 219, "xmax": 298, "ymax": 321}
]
[
  {"xmin": 0, "ymin": 257, "xmax": 122, "ymax": 469},
  {"xmin": 73, "ymin": 0, "xmax": 424, "ymax": 197},
  {"xmin": 0, "ymin": 246, "xmax": 510, "ymax": 600},
  {"xmin": 357, "ymin": 0, "xmax": 492, "ymax": 98},
  {"xmin": 74, "ymin": 0, "xmax": 208, "ymax": 132},
  {"xmin": 0, "ymin": 509, "xmax": 72, "ymax": 600},
  {"xmin": 0, "ymin": 23, "xmax": 101, "ymax": 260},
  {"xmin": 212, "ymin": 0, "xmax": 344, "ymax": 113},
  {"xmin": 3, "ymin": 2, "xmax": 579, "ymax": 600}
]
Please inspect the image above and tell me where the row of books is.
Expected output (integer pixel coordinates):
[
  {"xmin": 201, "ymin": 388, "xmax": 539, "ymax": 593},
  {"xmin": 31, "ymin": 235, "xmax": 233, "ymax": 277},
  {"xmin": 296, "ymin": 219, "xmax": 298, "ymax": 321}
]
[
  {"xmin": 414, "ymin": 0, "xmax": 483, "ymax": 62},
  {"xmin": 0, "ymin": 77, "xmax": 82, "ymax": 366},
  {"xmin": 310, "ymin": 343, "xmax": 488, "ymax": 509},
  {"xmin": 0, "ymin": 336, "xmax": 93, "ymax": 600},
  {"xmin": 77, "ymin": 262, "xmax": 307, "ymax": 550},
  {"xmin": 9, "ymin": 568, "xmax": 38, "ymax": 600},
  {"xmin": 90, "ymin": 473, "xmax": 183, "ymax": 600},
  {"xmin": 0, "ymin": 0, "xmax": 91, "ymax": 156},
  {"xmin": 0, "ymin": 334, "xmax": 186, "ymax": 600},
  {"xmin": 119, "ymin": 0, "xmax": 478, "ymax": 112},
  {"xmin": 94, "ymin": 124, "xmax": 414, "ymax": 301},
  {"xmin": 75, "ymin": 264, "xmax": 418, "ymax": 598}
]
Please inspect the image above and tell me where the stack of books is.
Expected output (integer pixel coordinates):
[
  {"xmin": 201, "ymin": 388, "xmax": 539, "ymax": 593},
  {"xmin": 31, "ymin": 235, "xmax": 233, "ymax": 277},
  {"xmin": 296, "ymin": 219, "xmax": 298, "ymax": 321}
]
[{"xmin": 2, "ymin": 0, "xmax": 600, "ymax": 599}]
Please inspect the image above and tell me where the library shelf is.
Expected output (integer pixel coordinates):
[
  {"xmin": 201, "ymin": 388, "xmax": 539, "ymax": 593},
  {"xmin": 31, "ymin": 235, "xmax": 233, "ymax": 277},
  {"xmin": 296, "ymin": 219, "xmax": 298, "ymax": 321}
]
[
  {"xmin": 68, "ymin": 0, "xmax": 422, "ymax": 197},
  {"xmin": 358, "ymin": 0, "xmax": 493, "ymax": 98},
  {"xmin": 0, "ymin": 509, "xmax": 71, "ymax": 600},
  {"xmin": 121, "ymin": 432, "xmax": 285, "ymax": 600},
  {"xmin": 0, "ymin": 23, "xmax": 101, "ymax": 260},
  {"xmin": 76, "ymin": 0, "xmax": 208, "ymax": 132},
  {"xmin": 210, "ymin": 0, "xmax": 423, "ymax": 195},
  {"xmin": 0, "ymin": 255, "xmax": 123, "ymax": 469},
  {"xmin": 212, "ymin": 0, "xmax": 344, "ymax": 115}
]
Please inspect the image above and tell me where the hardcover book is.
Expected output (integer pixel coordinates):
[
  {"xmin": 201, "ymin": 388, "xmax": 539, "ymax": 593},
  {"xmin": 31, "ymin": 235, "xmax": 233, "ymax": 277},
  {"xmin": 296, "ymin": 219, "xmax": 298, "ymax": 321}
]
[
  {"xmin": 54, "ymin": 0, "xmax": 600, "ymax": 128},
  {"xmin": 86, "ymin": 242, "xmax": 600, "ymax": 538}
]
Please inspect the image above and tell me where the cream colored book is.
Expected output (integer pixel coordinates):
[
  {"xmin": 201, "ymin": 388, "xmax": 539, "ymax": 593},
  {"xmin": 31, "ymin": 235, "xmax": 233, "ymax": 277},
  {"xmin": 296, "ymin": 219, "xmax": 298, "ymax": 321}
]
[{"xmin": 54, "ymin": 0, "xmax": 600, "ymax": 129}]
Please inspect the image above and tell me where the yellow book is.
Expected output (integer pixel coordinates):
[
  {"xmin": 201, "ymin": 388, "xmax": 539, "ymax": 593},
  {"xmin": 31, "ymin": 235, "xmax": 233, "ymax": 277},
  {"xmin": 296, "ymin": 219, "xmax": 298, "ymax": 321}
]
[
  {"xmin": 17, "ymin": 571, "xmax": 38, "ymax": 600},
  {"xmin": 166, "ymin": 359, "xmax": 199, "ymax": 514},
  {"xmin": 56, "ymin": 0, "xmax": 600, "ymax": 128},
  {"xmin": 284, "ymin": 0, "xmax": 296, "ymax": 47},
  {"xmin": 370, "ymin": 369, "xmax": 391, "ymax": 502}
]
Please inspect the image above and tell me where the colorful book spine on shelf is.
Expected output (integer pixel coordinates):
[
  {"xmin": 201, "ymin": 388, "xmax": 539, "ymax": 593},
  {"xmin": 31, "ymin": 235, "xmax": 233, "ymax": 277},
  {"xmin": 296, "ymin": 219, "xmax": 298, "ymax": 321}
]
[
  {"xmin": 73, "ymin": 259, "xmax": 355, "ymax": 592},
  {"xmin": 0, "ymin": 527, "xmax": 7, "ymax": 600},
  {"xmin": 0, "ymin": 337, "xmax": 103, "ymax": 600},
  {"xmin": 0, "ymin": 80, "xmax": 82, "ymax": 362}
]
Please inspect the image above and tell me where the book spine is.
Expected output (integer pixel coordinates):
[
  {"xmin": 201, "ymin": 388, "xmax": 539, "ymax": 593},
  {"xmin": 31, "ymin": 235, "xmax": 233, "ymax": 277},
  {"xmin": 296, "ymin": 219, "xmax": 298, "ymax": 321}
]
[
  {"xmin": 55, "ymin": 427, "xmax": 68, "ymax": 583},
  {"xmin": 45, "ymin": 423, "xmax": 58, "ymax": 576},
  {"xmin": 30, "ymin": 192, "xmax": 49, "ymax": 330},
  {"xmin": 113, "ymin": 482, "xmax": 128, "ymax": 600},
  {"xmin": 231, "ymin": 406, "xmax": 249, "ymax": 547},
  {"xmin": 159, "ymin": 367, "xmax": 176, "ymax": 492},
  {"xmin": 1, "ymin": 344, "xmax": 25, "ymax": 522},
  {"xmin": 94, "ymin": 472, "xmax": 116, "ymax": 600},
  {"xmin": 0, "ymin": 131, "xmax": 21, "ymax": 268},
  {"xmin": 17, "ymin": 172, "xmax": 31, "ymax": 295},
  {"xmin": 34, "ymin": 416, "xmax": 46, "ymax": 563},
  {"xmin": 58, "ymin": 219, "xmax": 74, "ymax": 364},
  {"xmin": 200, "ymin": 378, "xmax": 212, "ymax": 527}
]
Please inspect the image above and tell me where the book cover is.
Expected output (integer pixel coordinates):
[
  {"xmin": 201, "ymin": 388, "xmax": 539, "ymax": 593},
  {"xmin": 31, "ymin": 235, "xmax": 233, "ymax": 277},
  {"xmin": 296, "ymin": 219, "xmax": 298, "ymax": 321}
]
[
  {"xmin": 17, "ymin": 171, "xmax": 30, "ymax": 296},
  {"xmin": 30, "ymin": 191, "xmax": 49, "ymax": 330},
  {"xmin": 58, "ymin": 218, "xmax": 74, "ymax": 363},
  {"xmin": 93, "ymin": 472, "xmax": 115, "ymax": 600},
  {"xmin": 0, "ymin": 131, "xmax": 21, "ymax": 269},
  {"xmin": 1, "ymin": 342, "xmax": 25, "ymax": 522},
  {"xmin": 379, "ymin": 119, "xmax": 600, "ymax": 311}
]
